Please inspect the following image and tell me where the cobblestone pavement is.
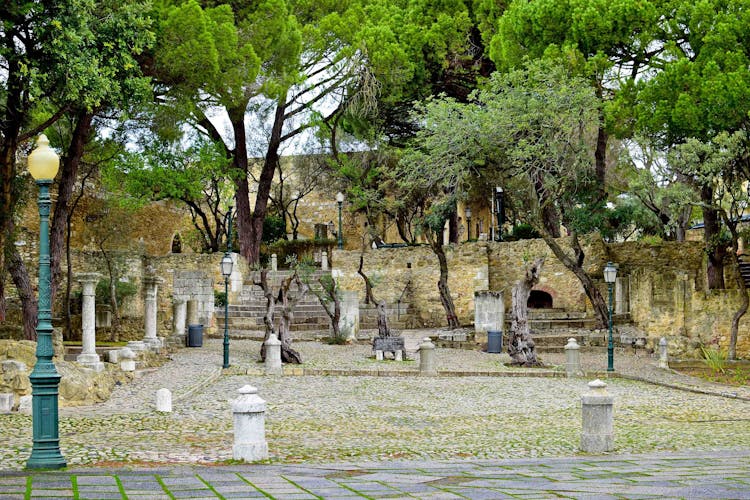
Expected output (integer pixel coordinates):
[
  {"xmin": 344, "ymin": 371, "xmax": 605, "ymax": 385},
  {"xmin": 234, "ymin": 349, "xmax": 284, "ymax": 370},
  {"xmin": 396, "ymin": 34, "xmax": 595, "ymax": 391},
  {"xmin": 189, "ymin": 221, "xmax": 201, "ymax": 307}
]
[
  {"xmin": 1, "ymin": 332, "xmax": 750, "ymax": 498},
  {"xmin": 1, "ymin": 450, "xmax": 749, "ymax": 499}
]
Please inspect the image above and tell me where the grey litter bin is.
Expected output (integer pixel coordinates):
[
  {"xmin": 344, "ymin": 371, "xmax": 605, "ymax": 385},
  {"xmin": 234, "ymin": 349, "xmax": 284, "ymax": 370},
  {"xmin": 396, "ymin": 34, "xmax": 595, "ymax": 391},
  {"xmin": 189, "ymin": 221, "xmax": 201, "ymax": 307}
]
[
  {"xmin": 187, "ymin": 324, "xmax": 204, "ymax": 347},
  {"xmin": 487, "ymin": 330, "xmax": 503, "ymax": 353}
]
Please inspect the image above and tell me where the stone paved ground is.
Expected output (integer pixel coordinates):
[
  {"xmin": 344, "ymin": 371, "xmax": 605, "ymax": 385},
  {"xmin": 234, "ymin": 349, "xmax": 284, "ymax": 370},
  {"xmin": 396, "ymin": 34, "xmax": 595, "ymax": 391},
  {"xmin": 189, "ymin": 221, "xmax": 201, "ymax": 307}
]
[{"xmin": 1, "ymin": 332, "xmax": 750, "ymax": 498}]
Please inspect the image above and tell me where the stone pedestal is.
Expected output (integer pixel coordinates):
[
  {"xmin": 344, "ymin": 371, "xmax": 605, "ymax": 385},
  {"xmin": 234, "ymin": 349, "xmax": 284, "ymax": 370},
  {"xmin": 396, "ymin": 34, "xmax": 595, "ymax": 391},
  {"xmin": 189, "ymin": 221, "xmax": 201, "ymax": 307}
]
[
  {"xmin": 581, "ymin": 379, "xmax": 614, "ymax": 453},
  {"xmin": 156, "ymin": 388, "xmax": 172, "ymax": 412},
  {"xmin": 419, "ymin": 338, "xmax": 436, "ymax": 376},
  {"xmin": 232, "ymin": 385, "xmax": 269, "ymax": 461},
  {"xmin": 338, "ymin": 291, "xmax": 359, "ymax": 342},
  {"xmin": 143, "ymin": 276, "xmax": 164, "ymax": 350},
  {"xmin": 264, "ymin": 334, "xmax": 282, "ymax": 376},
  {"xmin": 76, "ymin": 272, "xmax": 104, "ymax": 371},
  {"xmin": 564, "ymin": 338, "xmax": 582, "ymax": 377},
  {"xmin": 474, "ymin": 291, "xmax": 504, "ymax": 345},
  {"xmin": 659, "ymin": 337, "xmax": 669, "ymax": 369}
]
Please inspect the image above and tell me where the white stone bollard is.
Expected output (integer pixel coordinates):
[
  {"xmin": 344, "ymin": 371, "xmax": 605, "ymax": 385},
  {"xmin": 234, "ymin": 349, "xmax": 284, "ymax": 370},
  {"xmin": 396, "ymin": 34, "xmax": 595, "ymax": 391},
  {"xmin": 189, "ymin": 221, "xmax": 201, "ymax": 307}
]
[
  {"xmin": 119, "ymin": 347, "xmax": 136, "ymax": 372},
  {"xmin": 581, "ymin": 379, "xmax": 614, "ymax": 453},
  {"xmin": 564, "ymin": 338, "xmax": 582, "ymax": 377},
  {"xmin": 419, "ymin": 337, "xmax": 437, "ymax": 376},
  {"xmin": 232, "ymin": 385, "xmax": 269, "ymax": 462},
  {"xmin": 271, "ymin": 253, "xmax": 278, "ymax": 272},
  {"xmin": 76, "ymin": 272, "xmax": 104, "ymax": 371},
  {"xmin": 156, "ymin": 388, "xmax": 172, "ymax": 412},
  {"xmin": 321, "ymin": 251, "xmax": 329, "ymax": 271},
  {"xmin": 106, "ymin": 349, "xmax": 120, "ymax": 363},
  {"xmin": 0, "ymin": 393, "xmax": 13, "ymax": 413},
  {"xmin": 659, "ymin": 337, "xmax": 669, "ymax": 369},
  {"xmin": 264, "ymin": 334, "xmax": 283, "ymax": 376}
]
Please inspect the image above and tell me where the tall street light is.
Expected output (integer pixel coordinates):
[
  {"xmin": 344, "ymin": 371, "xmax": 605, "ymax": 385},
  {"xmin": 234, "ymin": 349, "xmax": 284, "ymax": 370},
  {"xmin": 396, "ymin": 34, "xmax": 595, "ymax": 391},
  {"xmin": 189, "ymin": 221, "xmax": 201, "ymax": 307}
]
[
  {"xmin": 26, "ymin": 134, "xmax": 66, "ymax": 470},
  {"xmin": 221, "ymin": 207, "xmax": 233, "ymax": 369},
  {"xmin": 494, "ymin": 186, "xmax": 504, "ymax": 241},
  {"xmin": 604, "ymin": 262, "xmax": 617, "ymax": 372},
  {"xmin": 465, "ymin": 207, "xmax": 472, "ymax": 242},
  {"xmin": 336, "ymin": 192, "xmax": 344, "ymax": 249}
]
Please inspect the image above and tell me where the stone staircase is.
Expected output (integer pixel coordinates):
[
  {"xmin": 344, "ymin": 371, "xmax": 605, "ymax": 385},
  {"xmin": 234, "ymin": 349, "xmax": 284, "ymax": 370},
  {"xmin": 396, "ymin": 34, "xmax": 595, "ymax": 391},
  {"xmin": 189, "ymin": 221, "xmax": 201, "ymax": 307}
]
[
  {"xmin": 739, "ymin": 256, "xmax": 750, "ymax": 287},
  {"xmin": 214, "ymin": 270, "xmax": 416, "ymax": 340}
]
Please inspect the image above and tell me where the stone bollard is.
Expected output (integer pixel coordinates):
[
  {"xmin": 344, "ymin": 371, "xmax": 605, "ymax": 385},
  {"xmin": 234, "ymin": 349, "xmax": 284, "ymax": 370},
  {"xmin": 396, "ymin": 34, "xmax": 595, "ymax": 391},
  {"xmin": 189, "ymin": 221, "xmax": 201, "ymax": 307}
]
[
  {"xmin": 18, "ymin": 395, "xmax": 32, "ymax": 415},
  {"xmin": 564, "ymin": 338, "xmax": 582, "ymax": 377},
  {"xmin": 321, "ymin": 251, "xmax": 329, "ymax": 271},
  {"xmin": 581, "ymin": 379, "xmax": 614, "ymax": 453},
  {"xmin": 271, "ymin": 253, "xmax": 278, "ymax": 272},
  {"xmin": 232, "ymin": 385, "xmax": 269, "ymax": 461},
  {"xmin": 659, "ymin": 337, "xmax": 669, "ymax": 369},
  {"xmin": 156, "ymin": 388, "xmax": 172, "ymax": 412},
  {"xmin": 264, "ymin": 334, "xmax": 283, "ymax": 376},
  {"xmin": 419, "ymin": 337, "xmax": 437, "ymax": 376},
  {"xmin": 119, "ymin": 348, "xmax": 136, "ymax": 372}
]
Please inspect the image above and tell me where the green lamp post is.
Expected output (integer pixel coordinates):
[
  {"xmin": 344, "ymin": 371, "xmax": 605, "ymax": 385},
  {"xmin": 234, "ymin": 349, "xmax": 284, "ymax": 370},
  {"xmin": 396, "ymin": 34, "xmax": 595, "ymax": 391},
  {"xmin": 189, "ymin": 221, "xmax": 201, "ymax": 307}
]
[
  {"xmin": 336, "ymin": 191, "xmax": 344, "ymax": 250},
  {"xmin": 26, "ymin": 134, "xmax": 66, "ymax": 470},
  {"xmin": 221, "ymin": 207, "xmax": 233, "ymax": 369},
  {"xmin": 604, "ymin": 261, "xmax": 617, "ymax": 373}
]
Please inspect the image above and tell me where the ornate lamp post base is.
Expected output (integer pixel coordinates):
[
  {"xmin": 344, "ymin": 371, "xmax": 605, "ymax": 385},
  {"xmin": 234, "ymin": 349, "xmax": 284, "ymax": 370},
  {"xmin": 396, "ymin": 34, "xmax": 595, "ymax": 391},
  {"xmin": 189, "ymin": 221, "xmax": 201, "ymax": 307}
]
[{"xmin": 27, "ymin": 371, "xmax": 66, "ymax": 469}]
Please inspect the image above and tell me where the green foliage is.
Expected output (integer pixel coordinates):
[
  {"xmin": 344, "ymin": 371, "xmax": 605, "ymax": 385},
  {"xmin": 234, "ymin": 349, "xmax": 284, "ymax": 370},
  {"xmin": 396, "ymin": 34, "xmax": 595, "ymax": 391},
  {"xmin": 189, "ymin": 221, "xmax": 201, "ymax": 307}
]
[
  {"xmin": 95, "ymin": 279, "xmax": 138, "ymax": 306},
  {"xmin": 214, "ymin": 290, "xmax": 227, "ymax": 307},
  {"xmin": 263, "ymin": 239, "xmax": 335, "ymax": 268},
  {"xmin": 506, "ymin": 224, "xmax": 540, "ymax": 241},
  {"xmin": 262, "ymin": 215, "xmax": 287, "ymax": 244},
  {"xmin": 638, "ymin": 234, "xmax": 664, "ymax": 245},
  {"xmin": 701, "ymin": 346, "xmax": 727, "ymax": 374}
]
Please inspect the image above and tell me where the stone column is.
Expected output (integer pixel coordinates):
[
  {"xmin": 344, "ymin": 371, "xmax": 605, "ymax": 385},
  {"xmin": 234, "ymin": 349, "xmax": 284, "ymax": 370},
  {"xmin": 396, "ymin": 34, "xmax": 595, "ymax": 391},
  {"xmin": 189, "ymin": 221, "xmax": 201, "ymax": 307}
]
[
  {"xmin": 271, "ymin": 254, "xmax": 278, "ymax": 272},
  {"xmin": 474, "ymin": 291, "xmax": 504, "ymax": 346},
  {"xmin": 564, "ymin": 338, "xmax": 582, "ymax": 377},
  {"xmin": 264, "ymin": 334, "xmax": 282, "ymax": 376},
  {"xmin": 338, "ymin": 290, "xmax": 360, "ymax": 342},
  {"xmin": 143, "ymin": 276, "xmax": 164, "ymax": 350},
  {"xmin": 659, "ymin": 337, "xmax": 669, "ymax": 369},
  {"xmin": 172, "ymin": 298, "xmax": 187, "ymax": 345},
  {"xmin": 76, "ymin": 272, "xmax": 104, "ymax": 372},
  {"xmin": 232, "ymin": 385, "xmax": 269, "ymax": 461},
  {"xmin": 321, "ymin": 251, "xmax": 329, "ymax": 271},
  {"xmin": 419, "ymin": 337, "xmax": 436, "ymax": 376},
  {"xmin": 581, "ymin": 379, "xmax": 614, "ymax": 453}
]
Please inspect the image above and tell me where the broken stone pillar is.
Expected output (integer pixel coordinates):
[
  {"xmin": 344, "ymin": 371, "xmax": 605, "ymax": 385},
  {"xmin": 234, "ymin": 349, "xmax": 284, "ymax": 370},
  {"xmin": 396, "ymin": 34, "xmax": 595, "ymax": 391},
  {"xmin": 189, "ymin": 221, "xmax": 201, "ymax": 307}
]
[
  {"xmin": 172, "ymin": 298, "xmax": 187, "ymax": 345},
  {"xmin": 338, "ymin": 291, "xmax": 359, "ymax": 342},
  {"xmin": 264, "ymin": 334, "xmax": 282, "ymax": 376},
  {"xmin": 321, "ymin": 251, "xmax": 329, "ymax": 271},
  {"xmin": 76, "ymin": 272, "xmax": 104, "ymax": 372},
  {"xmin": 143, "ymin": 276, "xmax": 164, "ymax": 350},
  {"xmin": 564, "ymin": 338, "xmax": 582, "ymax": 377},
  {"xmin": 156, "ymin": 388, "xmax": 172, "ymax": 412},
  {"xmin": 232, "ymin": 385, "xmax": 269, "ymax": 461},
  {"xmin": 0, "ymin": 393, "xmax": 13, "ymax": 413},
  {"xmin": 581, "ymin": 379, "xmax": 614, "ymax": 453},
  {"xmin": 119, "ymin": 347, "xmax": 136, "ymax": 372},
  {"xmin": 419, "ymin": 337, "xmax": 436, "ymax": 376},
  {"xmin": 187, "ymin": 299, "xmax": 199, "ymax": 326},
  {"xmin": 659, "ymin": 337, "xmax": 669, "ymax": 369},
  {"xmin": 271, "ymin": 253, "xmax": 278, "ymax": 272},
  {"xmin": 474, "ymin": 291, "xmax": 504, "ymax": 346}
]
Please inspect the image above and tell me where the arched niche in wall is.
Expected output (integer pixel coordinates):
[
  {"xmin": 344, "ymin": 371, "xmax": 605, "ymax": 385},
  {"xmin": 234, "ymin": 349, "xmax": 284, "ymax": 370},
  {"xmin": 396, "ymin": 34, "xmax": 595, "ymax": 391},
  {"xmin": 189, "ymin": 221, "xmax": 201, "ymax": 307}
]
[
  {"xmin": 527, "ymin": 289, "xmax": 553, "ymax": 309},
  {"xmin": 171, "ymin": 233, "xmax": 183, "ymax": 254}
]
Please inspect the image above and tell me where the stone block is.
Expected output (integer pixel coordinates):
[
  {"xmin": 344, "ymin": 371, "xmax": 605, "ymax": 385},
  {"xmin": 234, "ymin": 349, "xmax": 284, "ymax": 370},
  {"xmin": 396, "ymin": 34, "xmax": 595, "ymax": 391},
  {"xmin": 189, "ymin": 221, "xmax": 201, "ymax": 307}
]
[
  {"xmin": 18, "ymin": 395, "xmax": 32, "ymax": 415},
  {"xmin": 156, "ymin": 388, "xmax": 172, "ymax": 412},
  {"xmin": 0, "ymin": 393, "xmax": 13, "ymax": 413}
]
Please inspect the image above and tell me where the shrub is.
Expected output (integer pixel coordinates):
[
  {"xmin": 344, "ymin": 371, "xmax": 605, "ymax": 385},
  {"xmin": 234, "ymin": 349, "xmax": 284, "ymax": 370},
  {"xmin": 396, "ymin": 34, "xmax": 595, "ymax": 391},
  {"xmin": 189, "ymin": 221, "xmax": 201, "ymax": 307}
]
[
  {"xmin": 214, "ymin": 290, "xmax": 227, "ymax": 307},
  {"xmin": 701, "ymin": 346, "xmax": 727, "ymax": 374}
]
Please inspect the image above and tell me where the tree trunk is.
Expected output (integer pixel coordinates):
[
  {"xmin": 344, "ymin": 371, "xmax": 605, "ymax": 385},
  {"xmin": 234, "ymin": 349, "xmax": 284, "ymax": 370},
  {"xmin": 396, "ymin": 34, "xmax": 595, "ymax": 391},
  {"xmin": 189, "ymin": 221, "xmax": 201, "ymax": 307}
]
[
  {"xmin": 257, "ymin": 268, "xmax": 303, "ymax": 364},
  {"xmin": 314, "ymin": 275, "xmax": 341, "ymax": 340},
  {"xmin": 729, "ymin": 257, "xmax": 747, "ymax": 361},
  {"xmin": 702, "ymin": 186, "xmax": 726, "ymax": 289},
  {"xmin": 430, "ymin": 237, "xmax": 459, "ymax": 329},
  {"xmin": 50, "ymin": 110, "xmax": 94, "ymax": 304},
  {"xmin": 6, "ymin": 244, "xmax": 37, "ymax": 340},
  {"xmin": 540, "ymin": 232, "xmax": 609, "ymax": 328},
  {"xmin": 508, "ymin": 257, "xmax": 544, "ymax": 366},
  {"xmin": 376, "ymin": 300, "xmax": 390, "ymax": 337}
]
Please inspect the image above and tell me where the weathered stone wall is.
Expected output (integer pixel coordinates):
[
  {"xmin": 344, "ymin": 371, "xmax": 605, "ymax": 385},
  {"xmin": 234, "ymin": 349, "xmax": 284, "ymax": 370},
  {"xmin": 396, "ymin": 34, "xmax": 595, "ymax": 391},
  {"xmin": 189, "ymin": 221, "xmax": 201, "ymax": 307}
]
[{"xmin": 332, "ymin": 243, "xmax": 489, "ymax": 326}]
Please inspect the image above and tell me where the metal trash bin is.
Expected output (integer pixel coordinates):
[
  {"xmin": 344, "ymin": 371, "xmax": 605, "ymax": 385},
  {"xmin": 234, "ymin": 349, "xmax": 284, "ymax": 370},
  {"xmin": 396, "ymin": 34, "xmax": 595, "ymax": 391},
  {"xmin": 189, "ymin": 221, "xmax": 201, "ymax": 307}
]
[
  {"xmin": 487, "ymin": 330, "xmax": 503, "ymax": 353},
  {"xmin": 187, "ymin": 324, "xmax": 203, "ymax": 347}
]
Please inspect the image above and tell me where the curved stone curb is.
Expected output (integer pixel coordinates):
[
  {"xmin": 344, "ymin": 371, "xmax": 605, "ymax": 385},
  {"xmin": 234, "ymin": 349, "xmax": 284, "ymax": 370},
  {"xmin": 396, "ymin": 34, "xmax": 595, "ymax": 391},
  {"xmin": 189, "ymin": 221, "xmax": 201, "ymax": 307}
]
[
  {"xmin": 617, "ymin": 373, "xmax": 750, "ymax": 402},
  {"xmin": 173, "ymin": 366, "xmax": 223, "ymax": 403}
]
